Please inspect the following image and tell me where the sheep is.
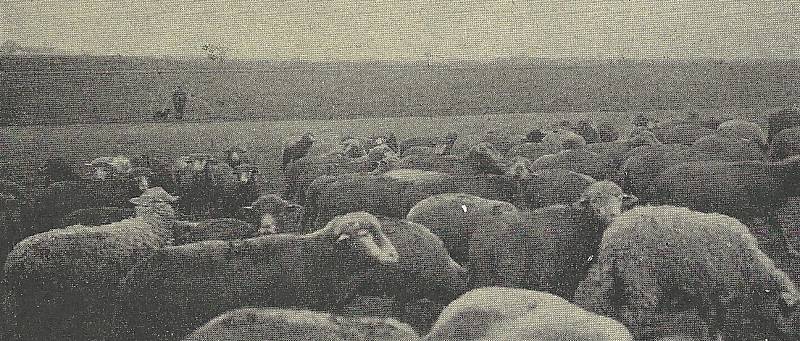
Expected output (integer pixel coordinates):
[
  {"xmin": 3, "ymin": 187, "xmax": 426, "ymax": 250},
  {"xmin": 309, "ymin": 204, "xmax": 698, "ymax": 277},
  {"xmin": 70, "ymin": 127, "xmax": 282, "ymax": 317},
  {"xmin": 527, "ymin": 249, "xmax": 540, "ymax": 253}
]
[
  {"xmin": 508, "ymin": 142, "xmax": 555, "ymax": 163},
  {"xmin": 572, "ymin": 119, "xmax": 601, "ymax": 144},
  {"xmin": 85, "ymin": 155, "xmax": 133, "ymax": 179},
  {"xmin": 530, "ymin": 144, "xmax": 612, "ymax": 180},
  {"xmin": 596, "ymin": 121, "xmax": 622, "ymax": 142},
  {"xmin": 282, "ymin": 154, "xmax": 372, "ymax": 204},
  {"xmin": 223, "ymin": 145, "xmax": 250, "ymax": 169},
  {"xmin": 111, "ymin": 212, "xmax": 467, "ymax": 341},
  {"xmin": 541, "ymin": 129, "xmax": 586, "ymax": 151},
  {"xmin": 3, "ymin": 187, "xmax": 180, "ymax": 341},
  {"xmin": 652, "ymin": 123, "xmax": 716, "ymax": 145},
  {"xmin": 468, "ymin": 181, "xmax": 638, "ymax": 300},
  {"xmin": 525, "ymin": 128, "xmax": 547, "ymax": 143},
  {"xmin": 0, "ymin": 179, "xmax": 23, "ymax": 200},
  {"xmin": 240, "ymin": 194, "xmax": 305, "ymax": 234},
  {"xmin": 617, "ymin": 144, "xmax": 715, "ymax": 203},
  {"xmin": 689, "ymin": 135, "xmax": 765, "ymax": 162},
  {"xmin": 768, "ymin": 106, "xmax": 800, "ymax": 144},
  {"xmin": 182, "ymin": 307, "xmax": 419, "ymax": 341},
  {"xmin": 406, "ymin": 193, "xmax": 519, "ymax": 265},
  {"xmin": 423, "ymin": 287, "xmax": 633, "ymax": 341},
  {"xmin": 36, "ymin": 158, "xmax": 80, "ymax": 186},
  {"xmin": 173, "ymin": 155, "xmax": 252, "ymax": 219},
  {"xmin": 397, "ymin": 153, "xmax": 474, "ymax": 175},
  {"xmin": 574, "ymin": 205, "xmax": 800, "ymax": 340},
  {"xmin": 515, "ymin": 168, "xmax": 597, "ymax": 209},
  {"xmin": 716, "ymin": 119, "xmax": 768, "ymax": 150},
  {"xmin": 399, "ymin": 132, "xmax": 458, "ymax": 155},
  {"xmin": 171, "ymin": 218, "xmax": 269, "ymax": 245},
  {"xmin": 652, "ymin": 155, "xmax": 800, "ymax": 222},
  {"xmin": 29, "ymin": 166, "xmax": 152, "ymax": 233},
  {"xmin": 0, "ymin": 194, "xmax": 21, "ymax": 273},
  {"xmin": 770, "ymin": 127, "xmax": 800, "ymax": 161},
  {"xmin": 60, "ymin": 206, "xmax": 134, "ymax": 228},
  {"xmin": 584, "ymin": 132, "xmax": 662, "ymax": 171},
  {"xmin": 282, "ymin": 133, "xmax": 315, "ymax": 172}
]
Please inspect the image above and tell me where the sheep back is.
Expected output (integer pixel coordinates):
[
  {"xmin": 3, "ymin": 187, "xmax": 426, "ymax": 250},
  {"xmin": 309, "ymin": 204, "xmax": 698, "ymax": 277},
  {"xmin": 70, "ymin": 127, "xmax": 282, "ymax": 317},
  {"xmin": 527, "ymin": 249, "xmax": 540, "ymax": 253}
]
[
  {"xmin": 183, "ymin": 307, "xmax": 419, "ymax": 341},
  {"xmin": 575, "ymin": 205, "xmax": 799, "ymax": 340}
]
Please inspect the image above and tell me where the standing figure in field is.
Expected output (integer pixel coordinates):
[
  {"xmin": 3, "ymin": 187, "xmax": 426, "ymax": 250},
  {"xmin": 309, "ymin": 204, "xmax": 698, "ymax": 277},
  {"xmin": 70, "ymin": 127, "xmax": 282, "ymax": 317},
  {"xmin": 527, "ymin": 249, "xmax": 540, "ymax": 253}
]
[{"xmin": 172, "ymin": 86, "xmax": 188, "ymax": 120}]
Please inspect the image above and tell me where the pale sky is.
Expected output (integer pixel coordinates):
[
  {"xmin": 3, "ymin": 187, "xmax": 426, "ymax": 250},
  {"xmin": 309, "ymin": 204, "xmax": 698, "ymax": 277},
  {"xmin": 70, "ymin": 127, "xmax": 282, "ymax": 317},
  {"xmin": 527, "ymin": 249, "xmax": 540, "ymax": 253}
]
[{"xmin": 1, "ymin": 0, "xmax": 798, "ymax": 60}]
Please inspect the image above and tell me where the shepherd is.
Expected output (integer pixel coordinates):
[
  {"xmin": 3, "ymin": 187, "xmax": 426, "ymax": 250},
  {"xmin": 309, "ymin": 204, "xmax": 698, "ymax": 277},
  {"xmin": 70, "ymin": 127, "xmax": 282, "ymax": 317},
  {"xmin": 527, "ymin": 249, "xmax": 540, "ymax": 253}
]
[{"xmin": 172, "ymin": 85, "xmax": 188, "ymax": 120}]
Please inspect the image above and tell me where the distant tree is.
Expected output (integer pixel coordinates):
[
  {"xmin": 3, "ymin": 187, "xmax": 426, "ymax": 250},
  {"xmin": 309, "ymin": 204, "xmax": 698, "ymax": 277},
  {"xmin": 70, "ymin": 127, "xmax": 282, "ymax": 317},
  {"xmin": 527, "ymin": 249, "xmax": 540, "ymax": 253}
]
[{"xmin": 201, "ymin": 43, "xmax": 228, "ymax": 63}]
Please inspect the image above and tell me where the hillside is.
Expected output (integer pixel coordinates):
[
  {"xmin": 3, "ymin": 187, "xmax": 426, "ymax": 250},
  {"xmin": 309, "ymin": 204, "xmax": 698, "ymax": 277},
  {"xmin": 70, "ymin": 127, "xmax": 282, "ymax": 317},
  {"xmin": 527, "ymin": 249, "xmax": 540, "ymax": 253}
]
[{"xmin": 2, "ymin": 56, "xmax": 798, "ymax": 125}]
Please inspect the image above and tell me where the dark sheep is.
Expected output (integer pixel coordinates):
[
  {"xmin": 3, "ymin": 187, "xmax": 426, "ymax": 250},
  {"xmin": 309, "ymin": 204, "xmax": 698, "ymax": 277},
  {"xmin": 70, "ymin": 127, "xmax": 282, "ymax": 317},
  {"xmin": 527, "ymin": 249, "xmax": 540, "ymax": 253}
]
[
  {"xmin": 652, "ymin": 155, "xmax": 800, "ymax": 222},
  {"xmin": 172, "ymin": 218, "xmax": 265, "ymax": 246},
  {"xmin": 525, "ymin": 128, "xmax": 547, "ymax": 143},
  {"xmin": 406, "ymin": 193, "xmax": 519, "ymax": 265},
  {"xmin": 60, "ymin": 206, "xmax": 134, "ymax": 228},
  {"xmin": 423, "ymin": 287, "xmax": 632, "ymax": 341},
  {"xmin": 768, "ymin": 107, "xmax": 800, "ymax": 144},
  {"xmin": 36, "ymin": 158, "xmax": 80, "ymax": 186},
  {"xmin": 282, "ymin": 154, "xmax": 371, "ymax": 204},
  {"xmin": 240, "ymin": 194, "xmax": 305, "ymax": 234},
  {"xmin": 3, "ymin": 188, "xmax": 180, "ymax": 341},
  {"xmin": 770, "ymin": 127, "xmax": 800, "ymax": 161},
  {"xmin": 183, "ymin": 307, "xmax": 419, "ymax": 341},
  {"xmin": 572, "ymin": 119, "xmax": 601, "ymax": 144},
  {"xmin": 173, "ymin": 155, "xmax": 251, "ymax": 219},
  {"xmin": 132, "ymin": 153, "xmax": 177, "ymax": 192},
  {"xmin": 29, "ymin": 169, "xmax": 151, "ymax": 235},
  {"xmin": 111, "ymin": 212, "xmax": 466, "ymax": 341},
  {"xmin": 282, "ymin": 133, "xmax": 315, "ymax": 172},
  {"xmin": 468, "ymin": 181, "xmax": 638, "ymax": 300},
  {"xmin": 690, "ymin": 135, "xmax": 765, "ymax": 162},
  {"xmin": 595, "ymin": 121, "xmax": 621, "ymax": 142},
  {"xmin": 574, "ymin": 206, "xmax": 799, "ymax": 340}
]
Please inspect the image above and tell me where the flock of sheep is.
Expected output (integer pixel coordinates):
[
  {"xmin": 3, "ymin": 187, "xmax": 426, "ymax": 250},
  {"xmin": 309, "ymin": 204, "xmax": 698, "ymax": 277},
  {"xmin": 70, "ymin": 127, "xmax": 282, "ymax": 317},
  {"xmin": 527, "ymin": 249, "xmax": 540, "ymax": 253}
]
[{"xmin": 1, "ymin": 107, "xmax": 800, "ymax": 341}]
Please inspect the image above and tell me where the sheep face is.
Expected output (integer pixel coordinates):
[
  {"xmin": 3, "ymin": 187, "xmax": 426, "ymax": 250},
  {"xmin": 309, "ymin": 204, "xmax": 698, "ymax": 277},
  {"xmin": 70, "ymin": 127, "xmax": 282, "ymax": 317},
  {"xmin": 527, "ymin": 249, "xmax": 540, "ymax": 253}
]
[
  {"xmin": 93, "ymin": 165, "xmax": 112, "ymax": 180},
  {"xmin": 257, "ymin": 214, "xmax": 278, "ymax": 235},
  {"xmin": 329, "ymin": 212, "xmax": 399, "ymax": 266},
  {"xmin": 578, "ymin": 181, "xmax": 638, "ymax": 223}
]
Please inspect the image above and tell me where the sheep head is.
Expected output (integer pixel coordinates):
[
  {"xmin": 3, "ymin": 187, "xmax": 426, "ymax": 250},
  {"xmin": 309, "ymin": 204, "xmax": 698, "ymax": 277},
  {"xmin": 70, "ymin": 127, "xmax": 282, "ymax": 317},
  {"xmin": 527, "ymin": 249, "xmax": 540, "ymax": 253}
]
[
  {"xmin": 326, "ymin": 212, "xmax": 399, "ymax": 266},
  {"xmin": 244, "ymin": 194, "xmax": 304, "ymax": 234},
  {"xmin": 577, "ymin": 181, "xmax": 638, "ymax": 224}
]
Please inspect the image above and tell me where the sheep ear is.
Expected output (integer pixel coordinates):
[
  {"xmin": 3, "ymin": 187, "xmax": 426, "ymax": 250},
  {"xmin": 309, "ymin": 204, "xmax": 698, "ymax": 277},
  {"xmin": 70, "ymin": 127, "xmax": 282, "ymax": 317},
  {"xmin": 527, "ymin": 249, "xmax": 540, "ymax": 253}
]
[
  {"xmin": 242, "ymin": 206, "xmax": 253, "ymax": 211},
  {"xmin": 336, "ymin": 233, "xmax": 350, "ymax": 242}
]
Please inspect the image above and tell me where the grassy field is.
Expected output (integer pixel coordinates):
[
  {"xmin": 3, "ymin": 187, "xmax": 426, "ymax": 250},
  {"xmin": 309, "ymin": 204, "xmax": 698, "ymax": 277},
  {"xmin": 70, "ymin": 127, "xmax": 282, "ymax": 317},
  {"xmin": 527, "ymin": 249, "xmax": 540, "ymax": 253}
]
[{"xmin": 2, "ymin": 56, "xmax": 798, "ymax": 125}]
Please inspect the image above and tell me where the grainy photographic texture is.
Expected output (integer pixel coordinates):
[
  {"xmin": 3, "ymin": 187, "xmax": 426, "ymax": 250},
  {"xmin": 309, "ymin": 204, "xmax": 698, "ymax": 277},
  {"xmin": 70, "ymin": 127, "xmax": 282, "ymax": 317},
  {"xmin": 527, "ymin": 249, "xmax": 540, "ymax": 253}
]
[{"xmin": 1, "ymin": 1, "xmax": 799, "ymax": 340}]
